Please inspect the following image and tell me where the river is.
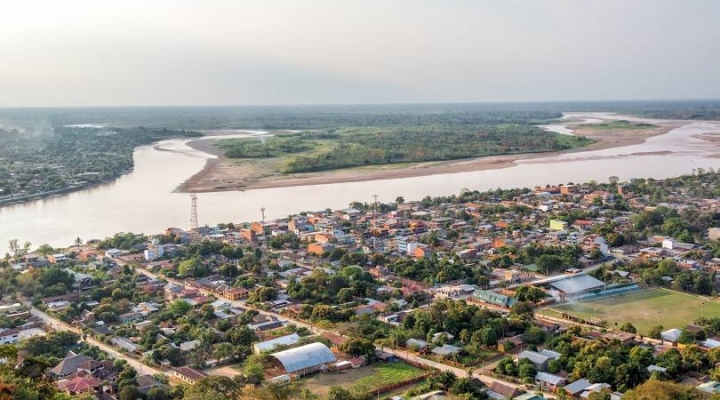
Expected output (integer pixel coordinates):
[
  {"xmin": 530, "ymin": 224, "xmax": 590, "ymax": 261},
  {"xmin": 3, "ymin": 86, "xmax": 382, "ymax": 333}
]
[{"xmin": 2, "ymin": 113, "xmax": 720, "ymax": 248}]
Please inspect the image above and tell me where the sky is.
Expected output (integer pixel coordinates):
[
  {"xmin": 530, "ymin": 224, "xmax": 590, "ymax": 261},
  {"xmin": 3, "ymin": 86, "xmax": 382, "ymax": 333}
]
[{"xmin": 0, "ymin": 0, "xmax": 718, "ymax": 107}]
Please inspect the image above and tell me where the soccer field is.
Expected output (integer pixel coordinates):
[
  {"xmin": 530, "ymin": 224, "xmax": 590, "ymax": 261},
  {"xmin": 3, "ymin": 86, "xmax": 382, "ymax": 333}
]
[{"xmin": 541, "ymin": 288, "xmax": 720, "ymax": 335}]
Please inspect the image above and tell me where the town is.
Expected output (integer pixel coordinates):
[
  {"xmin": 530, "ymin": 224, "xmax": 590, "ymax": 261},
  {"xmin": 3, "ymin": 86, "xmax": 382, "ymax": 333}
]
[{"xmin": 4, "ymin": 170, "xmax": 720, "ymax": 400}]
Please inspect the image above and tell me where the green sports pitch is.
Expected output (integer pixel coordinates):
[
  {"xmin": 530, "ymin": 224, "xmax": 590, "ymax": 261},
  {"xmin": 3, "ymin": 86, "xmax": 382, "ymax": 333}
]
[{"xmin": 540, "ymin": 288, "xmax": 720, "ymax": 335}]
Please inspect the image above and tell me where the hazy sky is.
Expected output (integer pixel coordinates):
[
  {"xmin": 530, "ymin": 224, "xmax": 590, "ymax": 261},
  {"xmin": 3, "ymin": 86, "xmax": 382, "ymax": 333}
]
[{"xmin": 1, "ymin": 0, "xmax": 718, "ymax": 107}]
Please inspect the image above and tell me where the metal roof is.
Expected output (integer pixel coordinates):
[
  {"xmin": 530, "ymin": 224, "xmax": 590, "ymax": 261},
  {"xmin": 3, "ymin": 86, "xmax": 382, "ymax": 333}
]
[
  {"xmin": 271, "ymin": 342, "xmax": 336, "ymax": 374},
  {"xmin": 548, "ymin": 274, "xmax": 604, "ymax": 294},
  {"xmin": 254, "ymin": 333, "xmax": 301, "ymax": 353}
]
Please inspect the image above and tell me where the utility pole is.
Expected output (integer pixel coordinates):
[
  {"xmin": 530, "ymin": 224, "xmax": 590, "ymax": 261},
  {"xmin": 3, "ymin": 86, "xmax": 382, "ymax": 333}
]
[{"xmin": 190, "ymin": 194, "xmax": 198, "ymax": 229}]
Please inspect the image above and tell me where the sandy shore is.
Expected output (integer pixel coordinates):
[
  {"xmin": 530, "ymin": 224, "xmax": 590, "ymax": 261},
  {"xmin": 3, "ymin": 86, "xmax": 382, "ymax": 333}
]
[{"xmin": 177, "ymin": 120, "xmax": 679, "ymax": 193}]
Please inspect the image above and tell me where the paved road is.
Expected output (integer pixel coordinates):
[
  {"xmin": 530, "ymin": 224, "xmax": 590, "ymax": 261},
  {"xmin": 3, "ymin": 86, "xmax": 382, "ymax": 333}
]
[
  {"xmin": 136, "ymin": 267, "xmax": 557, "ymax": 396},
  {"xmin": 25, "ymin": 301, "xmax": 166, "ymax": 378}
]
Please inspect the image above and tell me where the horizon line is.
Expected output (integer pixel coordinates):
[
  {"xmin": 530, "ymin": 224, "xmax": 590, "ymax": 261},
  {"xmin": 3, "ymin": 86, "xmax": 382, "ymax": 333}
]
[{"xmin": 1, "ymin": 97, "xmax": 720, "ymax": 110}]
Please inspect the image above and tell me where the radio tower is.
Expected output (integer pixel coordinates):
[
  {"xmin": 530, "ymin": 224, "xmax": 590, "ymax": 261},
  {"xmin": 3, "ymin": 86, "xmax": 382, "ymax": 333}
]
[
  {"xmin": 261, "ymin": 207, "xmax": 266, "ymax": 222},
  {"xmin": 190, "ymin": 194, "xmax": 198, "ymax": 229},
  {"xmin": 372, "ymin": 194, "xmax": 379, "ymax": 248}
]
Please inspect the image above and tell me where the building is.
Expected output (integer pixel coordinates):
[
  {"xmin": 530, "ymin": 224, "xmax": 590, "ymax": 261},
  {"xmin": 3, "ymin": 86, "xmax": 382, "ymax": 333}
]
[
  {"xmin": 563, "ymin": 379, "xmax": 592, "ymax": 397},
  {"xmin": 535, "ymin": 371, "xmax": 566, "ymax": 391},
  {"xmin": 271, "ymin": 342, "xmax": 336, "ymax": 376},
  {"xmin": 254, "ymin": 333, "xmax": 301, "ymax": 354},
  {"xmin": 518, "ymin": 350, "xmax": 551, "ymax": 371},
  {"xmin": 661, "ymin": 328, "xmax": 682, "ymax": 342},
  {"xmin": 471, "ymin": 289, "xmax": 516, "ymax": 308},
  {"xmin": 172, "ymin": 366, "xmax": 207, "ymax": 384},
  {"xmin": 547, "ymin": 274, "xmax": 605, "ymax": 299},
  {"xmin": 549, "ymin": 220, "xmax": 568, "ymax": 231},
  {"xmin": 49, "ymin": 353, "xmax": 93, "ymax": 378},
  {"xmin": 697, "ymin": 381, "xmax": 720, "ymax": 395},
  {"xmin": 487, "ymin": 381, "xmax": 521, "ymax": 399}
]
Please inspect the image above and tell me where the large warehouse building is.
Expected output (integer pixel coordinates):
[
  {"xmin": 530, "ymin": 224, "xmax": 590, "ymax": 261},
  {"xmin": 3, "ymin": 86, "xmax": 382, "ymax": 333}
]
[
  {"xmin": 547, "ymin": 274, "xmax": 605, "ymax": 300},
  {"xmin": 271, "ymin": 342, "xmax": 336, "ymax": 376}
]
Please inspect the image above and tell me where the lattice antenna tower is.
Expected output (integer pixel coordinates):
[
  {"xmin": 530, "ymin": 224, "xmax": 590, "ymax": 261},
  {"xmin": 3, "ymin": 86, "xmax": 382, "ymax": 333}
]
[
  {"xmin": 190, "ymin": 194, "xmax": 198, "ymax": 229},
  {"xmin": 372, "ymin": 194, "xmax": 379, "ymax": 248}
]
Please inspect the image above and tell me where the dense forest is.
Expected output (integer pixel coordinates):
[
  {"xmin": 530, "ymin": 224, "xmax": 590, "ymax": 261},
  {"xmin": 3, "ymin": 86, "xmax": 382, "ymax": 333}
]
[
  {"xmin": 0, "ymin": 125, "xmax": 199, "ymax": 204},
  {"xmin": 280, "ymin": 124, "xmax": 591, "ymax": 173},
  {"xmin": 2, "ymin": 100, "xmax": 717, "ymax": 131}
]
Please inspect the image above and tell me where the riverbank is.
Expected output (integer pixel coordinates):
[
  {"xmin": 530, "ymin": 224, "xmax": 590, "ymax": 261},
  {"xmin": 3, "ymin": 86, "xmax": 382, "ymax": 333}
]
[{"xmin": 177, "ymin": 120, "xmax": 679, "ymax": 193}]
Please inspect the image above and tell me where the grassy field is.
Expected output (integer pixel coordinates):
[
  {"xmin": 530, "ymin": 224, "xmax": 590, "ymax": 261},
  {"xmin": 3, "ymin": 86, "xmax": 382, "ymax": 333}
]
[
  {"xmin": 577, "ymin": 120, "xmax": 657, "ymax": 130},
  {"xmin": 541, "ymin": 289, "xmax": 720, "ymax": 335},
  {"xmin": 304, "ymin": 363, "xmax": 425, "ymax": 397}
]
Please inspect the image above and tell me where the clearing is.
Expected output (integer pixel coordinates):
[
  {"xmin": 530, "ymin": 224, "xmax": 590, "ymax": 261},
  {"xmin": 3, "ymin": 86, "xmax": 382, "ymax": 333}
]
[
  {"xmin": 540, "ymin": 288, "xmax": 720, "ymax": 335},
  {"xmin": 303, "ymin": 362, "xmax": 425, "ymax": 397}
]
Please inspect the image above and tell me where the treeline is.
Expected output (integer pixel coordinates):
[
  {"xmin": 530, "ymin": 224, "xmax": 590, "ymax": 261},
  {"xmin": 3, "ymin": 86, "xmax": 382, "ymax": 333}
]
[
  {"xmin": 217, "ymin": 136, "xmax": 316, "ymax": 158},
  {"xmin": 0, "ymin": 125, "xmax": 199, "ymax": 201},
  {"xmin": 283, "ymin": 125, "xmax": 591, "ymax": 173}
]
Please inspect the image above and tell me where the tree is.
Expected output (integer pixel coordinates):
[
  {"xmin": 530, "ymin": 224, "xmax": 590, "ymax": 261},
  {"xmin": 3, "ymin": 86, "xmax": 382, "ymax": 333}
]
[
  {"xmin": 339, "ymin": 338, "xmax": 375, "ymax": 359},
  {"xmin": 178, "ymin": 257, "xmax": 206, "ymax": 277},
  {"xmin": 678, "ymin": 328, "xmax": 697, "ymax": 345},
  {"xmin": 7, "ymin": 240, "xmax": 18, "ymax": 258},
  {"xmin": 118, "ymin": 385, "xmax": 142, "ymax": 400},
  {"xmin": 243, "ymin": 355, "xmax": 266, "ymax": 385},
  {"xmin": 36, "ymin": 244, "xmax": 55, "ymax": 256},
  {"xmin": 169, "ymin": 299, "xmax": 192, "ymax": 317},
  {"xmin": 191, "ymin": 376, "xmax": 240, "ymax": 398},
  {"xmin": 649, "ymin": 325, "xmax": 663, "ymax": 340},
  {"xmin": 620, "ymin": 322, "xmax": 637, "ymax": 334},
  {"xmin": 480, "ymin": 327, "xmax": 498, "ymax": 346},
  {"xmin": 623, "ymin": 380, "xmax": 704, "ymax": 400},
  {"xmin": 147, "ymin": 387, "xmax": 170, "ymax": 400}
]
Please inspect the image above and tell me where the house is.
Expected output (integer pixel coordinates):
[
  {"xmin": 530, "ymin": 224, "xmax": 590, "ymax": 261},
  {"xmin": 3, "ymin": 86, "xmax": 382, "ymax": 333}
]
[
  {"xmin": 180, "ymin": 340, "xmax": 201, "ymax": 352},
  {"xmin": 112, "ymin": 337, "xmax": 140, "ymax": 353},
  {"xmin": 535, "ymin": 371, "xmax": 566, "ymax": 391},
  {"xmin": 563, "ymin": 379, "xmax": 592, "ymax": 397},
  {"xmin": 431, "ymin": 344, "xmax": 462, "ymax": 357},
  {"xmin": 49, "ymin": 353, "xmax": 93, "ymax": 378},
  {"xmin": 406, "ymin": 339, "xmax": 429, "ymax": 352},
  {"xmin": 487, "ymin": 381, "xmax": 522, "ymax": 399},
  {"xmin": 253, "ymin": 333, "xmax": 301, "ymax": 354},
  {"xmin": 349, "ymin": 356, "xmax": 366, "ymax": 368},
  {"xmin": 172, "ymin": 366, "xmax": 207, "ymax": 384},
  {"xmin": 519, "ymin": 350, "xmax": 550, "ymax": 370},
  {"xmin": 698, "ymin": 381, "xmax": 720, "ymax": 395},
  {"xmin": 118, "ymin": 312, "xmax": 144, "ymax": 324},
  {"xmin": 57, "ymin": 376, "xmax": 102, "ymax": 395},
  {"xmin": 661, "ymin": 328, "xmax": 682, "ymax": 342},
  {"xmin": 497, "ymin": 335, "xmax": 524, "ymax": 353},
  {"xmin": 513, "ymin": 394, "xmax": 545, "ymax": 400}
]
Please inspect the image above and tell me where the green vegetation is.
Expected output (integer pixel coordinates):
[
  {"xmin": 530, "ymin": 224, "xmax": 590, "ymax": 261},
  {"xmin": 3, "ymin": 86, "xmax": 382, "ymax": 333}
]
[
  {"xmin": 218, "ymin": 124, "xmax": 593, "ymax": 174},
  {"xmin": 578, "ymin": 120, "xmax": 657, "ymax": 130},
  {"xmin": 543, "ymin": 289, "xmax": 720, "ymax": 335},
  {"xmin": 0, "ymin": 124, "xmax": 199, "ymax": 205},
  {"xmin": 351, "ymin": 363, "xmax": 424, "ymax": 392},
  {"xmin": 216, "ymin": 136, "xmax": 318, "ymax": 158},
  {"xmin": 284, "ymin": 125, "xmax": 592, "ymax": 173}
]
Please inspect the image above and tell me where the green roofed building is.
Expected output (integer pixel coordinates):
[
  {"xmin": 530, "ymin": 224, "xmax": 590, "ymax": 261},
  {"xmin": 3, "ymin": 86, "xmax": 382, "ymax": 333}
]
[{"xmin": 471, "ymin": 289, "xmax": 516, "ymax": 308}]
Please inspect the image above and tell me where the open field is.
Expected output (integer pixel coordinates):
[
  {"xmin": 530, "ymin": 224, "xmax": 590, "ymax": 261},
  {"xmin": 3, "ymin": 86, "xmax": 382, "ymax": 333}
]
[
  {"xmin": 540, "ymin": 289, "xmax": 720, "ymax": 335},
  {"xmin": 303, "ymin": 363, "xmax": 425, "ymax": 397}
]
